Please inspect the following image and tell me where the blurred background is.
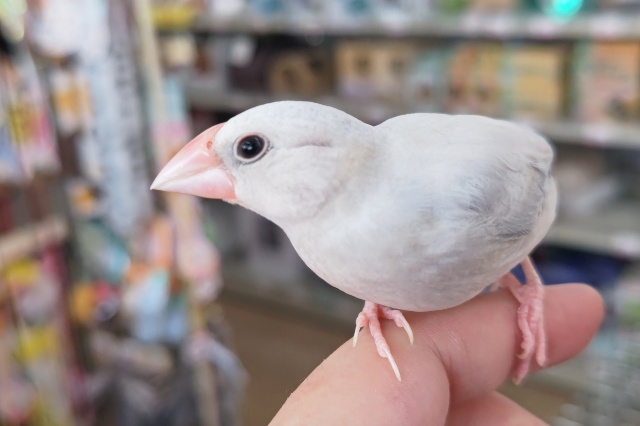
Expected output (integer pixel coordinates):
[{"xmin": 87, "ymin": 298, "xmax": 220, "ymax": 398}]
[{"xmin": 1, "ymin": 0, "xmax": 640, "ymax": 425}]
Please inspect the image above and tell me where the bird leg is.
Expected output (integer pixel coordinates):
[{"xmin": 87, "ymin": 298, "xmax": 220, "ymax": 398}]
[
  {"xmin": 353, "ymin": 301, "xmax": 414, "ymax": 381},
  {"xmin": 496, "ymin": 257, "xmax": 546, "ymax": 384}
]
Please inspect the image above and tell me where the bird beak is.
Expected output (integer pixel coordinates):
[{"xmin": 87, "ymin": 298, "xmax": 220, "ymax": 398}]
[{"xmin": 151, "ymin": 123, "xmax": 236, "ymax": 200}]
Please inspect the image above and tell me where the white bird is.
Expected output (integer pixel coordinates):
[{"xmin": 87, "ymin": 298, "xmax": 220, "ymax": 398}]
[{"xmin": 152, "ymin": 101, "xmax": 556, "ymax": 383}]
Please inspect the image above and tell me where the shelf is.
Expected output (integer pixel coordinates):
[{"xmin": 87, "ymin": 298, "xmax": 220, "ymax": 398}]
[
  {"xmin": 547, "ymin": 202, "xmax": 640, "ymax": 260},
  {"xmin": 0, "ymin": 216, "xmax": 69, "ymax": 269},
  {"xmin": 185, "ymin": 85, "xmax": 640, "ymax": 151},
  {"xmin": 162, "ymin": 13, "xmax": 640, "ymax": 40}
]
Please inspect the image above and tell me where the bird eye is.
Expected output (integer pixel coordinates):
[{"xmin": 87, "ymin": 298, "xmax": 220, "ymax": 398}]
[{"xmin": 234, "ymin": 135, "xmax": 269, "ymax": 162}]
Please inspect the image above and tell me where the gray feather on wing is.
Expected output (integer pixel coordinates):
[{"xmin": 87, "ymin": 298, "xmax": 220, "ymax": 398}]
[{"xmin": 466, "ymin": 154, "xmax": 551, "ymax": 241}]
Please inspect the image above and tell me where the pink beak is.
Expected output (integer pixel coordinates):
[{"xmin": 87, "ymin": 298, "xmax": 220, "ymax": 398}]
[{"xmin": 150, "ymin": 123, "xmax": 236, "ymax": 200}]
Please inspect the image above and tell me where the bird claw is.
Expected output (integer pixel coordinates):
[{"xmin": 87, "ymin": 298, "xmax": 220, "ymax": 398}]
[
  {"xmin": 380, "ymin": 345, "xmax": 402, "ymax": 381},
  {"xmin": 352, "ymin": 302, "xmax": 412, "ymax": 381},
  {"xmin": 382, "ymin": 306, "xmax": 414, "ymax": 345},
  {"xmin": 353, "ymin": 326, "xmax": 362, "ymax": 348}
]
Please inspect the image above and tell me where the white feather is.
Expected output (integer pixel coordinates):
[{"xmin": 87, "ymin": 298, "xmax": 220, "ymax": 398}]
[{"xmin": 216, "ymin": 102, "xmax": 557, "ymax": 312}]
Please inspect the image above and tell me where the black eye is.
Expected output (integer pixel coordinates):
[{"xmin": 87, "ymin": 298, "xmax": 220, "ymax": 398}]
[{"xmin": 234, "ymin": 135, "xmax": 268, "ymax": 162}]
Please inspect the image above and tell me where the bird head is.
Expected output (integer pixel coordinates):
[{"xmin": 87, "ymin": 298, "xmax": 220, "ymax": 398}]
[{"xmin": 151, "ymin": 101, "xmax": 374, "ymax": 224}]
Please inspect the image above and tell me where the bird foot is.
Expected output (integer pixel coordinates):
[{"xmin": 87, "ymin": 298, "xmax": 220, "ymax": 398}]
[
  {"xmin": 353, "ymin": 301, "xmax": 413, "ymax": 381},
  {"xmin": 497, "ymin": 257, "xmax": 546, "ymax": 384}
]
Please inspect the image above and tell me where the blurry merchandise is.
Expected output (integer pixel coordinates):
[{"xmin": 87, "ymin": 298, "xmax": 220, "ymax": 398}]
[
  {"xmin": 193, "ymin": 38, "xmax": 229, "ymax": 90},
  {"xmin": 0, "ymin": 288, "xmax": 36, "ymax": 426},
  {"xmin": 467, "ymin": 0, "xmax": 520, "ymax": 12},
  {"xmin": 0, "ymin": 44, "xmax": 59, "ymax": 179},
  {"xmin": 156, "ymin": 76, "xmax": 193, "ymax": 160},
  {"xmin": 248, "ymin": 0, "xmax": 285, "ymax": 21},
  {"xmin": 574, "ymin": 42, "xmax": 640, "ymax": 123},
  {"xmin": 89, "ymin": 331, "xmax": 173, "ymax": 377},
  {"xmin": 554, "ymin": 149, "xmax": 622, "ymax": 217},
  {"xmin": 160, "ymin": 33, "xmax": 198, "ymax": 70},
  {"xmin": 0, "ymin": 0, "xmax": 27, "ymax": 42},
  {"xmin": 2, "ymin": 258, "xmax": 79, "ymax": 426},
  {"xmin": 336, "ymin": 41, "xmax": 415, "ymax": 102},
  {"xmin": 26, "ymin": 0, "xmax": 90, "ymax": 57},
  {"xmin": 336, "ymin": 41, "xmax": 378, "ymax": 100},
  {"xmin": 77, "ymin": 0, "xmax": 153, "ymax": 237},
  {"xmin": 268, "ymin": 50, "xmax": 332, "ymax": 96},
  {"xmin": 70, "ymin": 281, "xmax": 119, "ymax": 327},
  {"xmin": 150, "ymin": 0, "xmax": 202, "ymax": 29},
  {"xmin": 48, "ymin": 66, "xmax": 93, "ymax": 137},
  {"xmin": 228, "ymin": 36, "xmax": 273, "ymax": 91},
  {"xmin": 206, "ymin": 0, "xmax": 247, "ymax": 20},
  {"xmin": 138, "ymin": 0, "xmax": 245, "ymax": 422},
  {"xmin": 75, "ymin": 219, "xmax": 131, "ymax": 284},
  {"xmin": 183, "ymin": 331, "xmax": 247, "ymax": 426},
  {"xmin": 404, "ymin": 46, "xmax": 447, "ymax": 110},
  {"xmin": 0, "ymin": 94, "xmax": 23, "ymax": 183},
  {"xmin": 469, "ymin": 43, "xmax": 505, "ymax": 117},
  {"xmin": 503, "ymin": 44, "xmax": 566, "ymax": 121},
  {"xmin": 445, "ymin": 43, "xmax": 479, "ymax": 113}
]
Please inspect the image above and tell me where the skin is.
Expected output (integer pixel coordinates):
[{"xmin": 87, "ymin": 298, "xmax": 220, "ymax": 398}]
[{"xmin": 270, "ymin": 284, "xmax": 604, "ymax": 425}]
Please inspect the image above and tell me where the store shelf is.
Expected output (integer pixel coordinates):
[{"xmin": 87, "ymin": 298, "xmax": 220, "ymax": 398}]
[
  {"xmin": 163, "ymin": 13, "xmax": 640, "ymax": 40},
  {"xmin": 547, "ymin": 202, "xmax": 640, "ymax": 260},
  {"xmin": 186, "ymin": 85, "xmax": 640, "ymax": 151},
  {"xmin": 0, "ymin": 216, "xmax": 69, "ymax": 269}
]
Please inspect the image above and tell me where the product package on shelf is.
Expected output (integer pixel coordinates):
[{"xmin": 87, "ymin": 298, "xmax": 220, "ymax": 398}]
[
  {"xmin": 48, "ymin": 65, "xmax": 93, "ymax": 138},
  {"xmin": 0, "ymin": 93, "xmax": 23, "ymax": 184},
  {"xmin": 444, "ymin": 43, "xmax": 483, "ymax": 114},
  {"xmin": 0, "ymin": 46, "xmax": 59, "ymax": 180},
  {"xmin": 159, "ymin": 33, "xmax": 198, "ymax": 72},
  {"xmin": 336, "ymin": 41, "xmax": 416, "ymax": 103},
  {"xmin": 573, "ymin": 41, "xmax": 640, "ymax": 124},
  {"xmin": 2, "ymin": 257, "xmax": 83, "ymax": 426},
  {"xmin": 469, "ymin": 43, "xmax": 505, "ymax": 117},
  {"xmin": 436, "ymin": 42, "xmax": 506, "ymax": 115},
  {"xmin": 405, "ymin": 46, "xmax": 448, "ymax": 111},
  {"xmin": 150, "ymin": 0, "xmax": 203, "ymax": 29},
  {"xmin": 503, "ymin": 44, "xmax": 567, "ymax": 122},
  {"xmin": 268, "ymin": 50, "xmax": 332, "ymax": 97}
]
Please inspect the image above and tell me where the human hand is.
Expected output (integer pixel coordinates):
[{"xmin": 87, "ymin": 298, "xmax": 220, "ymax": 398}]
[{"xmin": 271, "ymin": 284, "xmax": 604, "ymax": 425}]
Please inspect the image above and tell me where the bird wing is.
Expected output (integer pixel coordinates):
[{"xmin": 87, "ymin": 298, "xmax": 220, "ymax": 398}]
[{"xmin": 377, "ymin": 114, "xmax": 555, "ymax": 243}]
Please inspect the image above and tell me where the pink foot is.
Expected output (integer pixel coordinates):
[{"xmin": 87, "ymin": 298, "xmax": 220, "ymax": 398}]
[
  {"xmin": 497, "ymin": 257, "xmax": 546, "ymax": 384},
  {"xmin": 353, "ymin": 301, "xmax": 414, "ymax": 381}
]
